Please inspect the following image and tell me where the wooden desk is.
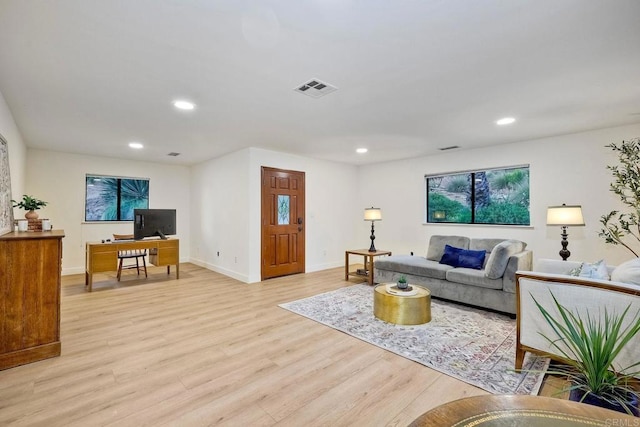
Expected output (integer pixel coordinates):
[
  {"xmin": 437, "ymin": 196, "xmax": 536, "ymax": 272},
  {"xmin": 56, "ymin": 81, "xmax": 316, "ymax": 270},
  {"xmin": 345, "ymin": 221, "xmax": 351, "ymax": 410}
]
[
  {"xmin": 345, "ymin": 249, "xmax": 392, "ymax": 285},
  {"xmin": 0, "ymin": 230, "xmax": 65, "ymax": 370},
  {"xmin": 85, "ymin": 238, "xmax": 179, "ymax": 291},
  {"xmin": 408, "ymin": 395, "xmax": 638, "ymax": 427}
]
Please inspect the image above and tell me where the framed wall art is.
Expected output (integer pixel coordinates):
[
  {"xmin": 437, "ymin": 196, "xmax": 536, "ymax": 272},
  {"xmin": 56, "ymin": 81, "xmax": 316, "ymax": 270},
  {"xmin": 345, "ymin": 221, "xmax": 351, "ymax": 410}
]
[{"xmin": 0, "ymin": 134, "xmax": 14, "ymax": 235}]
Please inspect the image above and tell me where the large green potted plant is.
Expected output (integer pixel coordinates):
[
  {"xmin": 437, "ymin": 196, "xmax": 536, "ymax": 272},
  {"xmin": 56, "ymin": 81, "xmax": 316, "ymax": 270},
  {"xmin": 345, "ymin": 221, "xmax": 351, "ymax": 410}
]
[
  {"xmin": 532, "ymin": 292, "xmax": 640, "ymax": 415},
  {"xmin": 599, "ymin": 137, "xmax": 640, "ymax": 257},
  {"xmin": 12, "ymin": 194, "xmax": 47, "ymax": 219}
]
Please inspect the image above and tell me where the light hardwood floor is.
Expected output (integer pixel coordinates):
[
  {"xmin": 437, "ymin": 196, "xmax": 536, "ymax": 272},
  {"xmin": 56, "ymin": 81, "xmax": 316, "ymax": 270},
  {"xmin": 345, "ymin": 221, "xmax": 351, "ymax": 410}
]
[{"xmin": 0, "ymin": 264, "xmax": 563, "ymax": 426}]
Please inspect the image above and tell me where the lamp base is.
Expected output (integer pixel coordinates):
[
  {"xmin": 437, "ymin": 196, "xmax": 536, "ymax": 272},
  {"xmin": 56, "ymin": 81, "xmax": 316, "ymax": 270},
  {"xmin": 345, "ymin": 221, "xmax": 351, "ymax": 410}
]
[
  {"xmin": 369, "ymin": 221, "xmax": 377, "ymax": 253},
  {"xmin": 559, "ymin": 226, "xmax": 570, "ymax": 261}
]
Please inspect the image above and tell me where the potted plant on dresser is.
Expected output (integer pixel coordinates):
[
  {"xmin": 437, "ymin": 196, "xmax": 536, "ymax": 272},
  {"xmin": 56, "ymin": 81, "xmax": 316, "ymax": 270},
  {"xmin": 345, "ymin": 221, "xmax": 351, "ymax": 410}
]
[
  {"xmin": 12, "ymin": 194, "xmax": 47, "ymax": 219},
  {"xmin": 533, "ymin": 293, "xmax": 640, "ymax": 415}
]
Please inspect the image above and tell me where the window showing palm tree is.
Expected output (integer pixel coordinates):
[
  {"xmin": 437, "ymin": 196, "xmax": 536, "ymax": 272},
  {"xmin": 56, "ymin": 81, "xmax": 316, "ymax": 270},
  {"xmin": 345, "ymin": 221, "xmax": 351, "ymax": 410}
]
[{"xmin": 85, "ymin": 175, "xmax": 149, "ymax": 221}]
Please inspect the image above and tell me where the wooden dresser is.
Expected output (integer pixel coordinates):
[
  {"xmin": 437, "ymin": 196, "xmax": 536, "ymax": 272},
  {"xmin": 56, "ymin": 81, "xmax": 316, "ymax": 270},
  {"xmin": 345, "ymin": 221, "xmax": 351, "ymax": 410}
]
[{"xmin": 0, "ymin": 230, "xmax": 65, "ymax": 370}]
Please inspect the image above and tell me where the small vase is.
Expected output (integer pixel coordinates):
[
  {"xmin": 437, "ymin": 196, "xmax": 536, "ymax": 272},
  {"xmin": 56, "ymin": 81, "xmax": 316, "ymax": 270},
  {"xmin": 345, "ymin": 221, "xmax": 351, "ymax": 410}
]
[
  {"xmin": 397, "ymin": 281, "xmax": 408, "ymax": 290},
  {"xmin": 569, "ymin": 388, "xmax": 639, "ymax": 416},
  {"xmin": 25, "ymin": 210, "xmax": 39, "ymax": 220}
]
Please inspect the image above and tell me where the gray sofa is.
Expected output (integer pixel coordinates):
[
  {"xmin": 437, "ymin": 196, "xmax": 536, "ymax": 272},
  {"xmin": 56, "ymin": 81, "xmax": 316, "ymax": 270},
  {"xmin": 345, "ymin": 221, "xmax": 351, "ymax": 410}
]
[{"xmin": 374, "ymin": 235, "xmax": 533, "ymax": 315}]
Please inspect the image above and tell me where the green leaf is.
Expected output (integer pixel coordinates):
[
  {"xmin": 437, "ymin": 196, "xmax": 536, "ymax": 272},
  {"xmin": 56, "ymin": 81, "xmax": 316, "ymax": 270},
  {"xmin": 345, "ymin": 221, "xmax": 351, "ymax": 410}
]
[{"xmin": 530, "ymin": 291, "xmax": 640, "ymax": 413}]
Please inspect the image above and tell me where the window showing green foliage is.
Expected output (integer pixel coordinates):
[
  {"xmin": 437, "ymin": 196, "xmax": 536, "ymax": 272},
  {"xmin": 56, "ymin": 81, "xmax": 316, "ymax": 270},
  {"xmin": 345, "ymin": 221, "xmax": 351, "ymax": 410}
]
[
  {"xmin": 85, "ymin": 175, "xmax": 149, "ymax": 221},
  {"xmin": 427, "ymin": 174, "xmax": 472, "ymax": 223},
  {"xmin": 426, "ymin": 166, "xmax": 530, "ymax": 225}
]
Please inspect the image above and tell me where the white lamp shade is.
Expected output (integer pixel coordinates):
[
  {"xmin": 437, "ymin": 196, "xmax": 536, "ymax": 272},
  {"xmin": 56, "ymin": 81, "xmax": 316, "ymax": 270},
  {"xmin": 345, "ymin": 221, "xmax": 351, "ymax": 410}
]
[
  {"xmin": 546, "ymin": 205, "xmax": 585, "ymax": 226},
  {"xmin": 364, "ymin": 207, "xmax": 382, "ymax": 221}
]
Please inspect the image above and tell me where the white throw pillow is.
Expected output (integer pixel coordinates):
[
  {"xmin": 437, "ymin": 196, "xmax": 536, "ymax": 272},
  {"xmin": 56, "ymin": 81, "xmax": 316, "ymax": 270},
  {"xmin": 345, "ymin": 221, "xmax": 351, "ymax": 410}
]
[
  {"xmin": 611, "ymin": 258, "xmax": 640, "ymax": 286},
  {"xmin": 577, "ymin": 259, "xmax": 609, "ymax": 280}
]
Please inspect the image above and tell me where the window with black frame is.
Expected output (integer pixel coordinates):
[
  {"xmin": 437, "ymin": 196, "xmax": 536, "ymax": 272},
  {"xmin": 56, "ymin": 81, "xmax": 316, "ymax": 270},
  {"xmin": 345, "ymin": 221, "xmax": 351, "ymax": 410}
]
[
  {"xmin": 85, "ymin": 175, "xmax": 149, "ymax": 221},
  {"xmin": 426, "ymin": 165, "xmax": 530, "ymax": 225}
]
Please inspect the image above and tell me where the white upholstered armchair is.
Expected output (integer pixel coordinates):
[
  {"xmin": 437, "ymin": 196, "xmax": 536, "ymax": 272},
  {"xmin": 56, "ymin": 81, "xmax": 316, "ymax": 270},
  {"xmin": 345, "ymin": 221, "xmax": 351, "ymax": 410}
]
[{"xmin": 515, "ymin": 259, "xmax": 640, "ymax": 370}]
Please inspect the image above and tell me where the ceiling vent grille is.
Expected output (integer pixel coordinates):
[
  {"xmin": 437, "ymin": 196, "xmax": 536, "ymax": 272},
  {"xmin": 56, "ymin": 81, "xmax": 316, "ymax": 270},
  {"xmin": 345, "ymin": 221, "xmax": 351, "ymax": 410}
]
[
  {"xmin": 167, "ymin": 152, "xmax": 181, "ymax": 156},
  {"xmin": 438, "ymin": 145, "xmax": 460, "ymax": 151},
  {"xmin": 294, "ymin": 78, "xmax": 338, "ymax": 98}
]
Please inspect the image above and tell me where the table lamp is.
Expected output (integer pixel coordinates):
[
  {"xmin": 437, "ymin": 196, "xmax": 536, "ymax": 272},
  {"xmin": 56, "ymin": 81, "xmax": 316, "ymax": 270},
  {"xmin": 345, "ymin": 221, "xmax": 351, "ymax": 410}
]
[
  {"xmin": 546, "ymin": 204, "xmax": 585, "ymax": 261},
  {"xmin": 364, "ymin": 207, "xmax": 382, "ymax": 252}
]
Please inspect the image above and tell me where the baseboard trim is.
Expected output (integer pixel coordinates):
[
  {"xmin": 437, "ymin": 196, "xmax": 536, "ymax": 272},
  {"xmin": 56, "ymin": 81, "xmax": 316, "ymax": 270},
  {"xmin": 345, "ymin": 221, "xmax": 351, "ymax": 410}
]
[
  {"xmin": 189, "ymin": 258, "xmax": 249, "ymax": 283},
  {"xmin": 306, "ymin": 261, "xmax": 343, "ymax": 273},
  {"xmin": 66, "ymin": 258, "xmax": 342, "ymax": 281}
]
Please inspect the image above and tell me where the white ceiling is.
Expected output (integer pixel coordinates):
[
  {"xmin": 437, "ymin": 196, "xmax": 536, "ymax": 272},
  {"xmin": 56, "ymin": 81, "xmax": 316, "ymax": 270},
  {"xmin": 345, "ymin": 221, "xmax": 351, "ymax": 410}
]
[{"xmin": 0, "ymin": 0, "xmax": 639, "ymax": 166}]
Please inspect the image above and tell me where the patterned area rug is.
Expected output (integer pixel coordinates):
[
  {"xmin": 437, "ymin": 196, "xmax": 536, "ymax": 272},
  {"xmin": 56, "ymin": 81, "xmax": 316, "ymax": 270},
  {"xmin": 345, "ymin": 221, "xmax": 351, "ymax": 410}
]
[{"xmin": 279, "ymin": 284, "xmax": 549, "ymax": 395}]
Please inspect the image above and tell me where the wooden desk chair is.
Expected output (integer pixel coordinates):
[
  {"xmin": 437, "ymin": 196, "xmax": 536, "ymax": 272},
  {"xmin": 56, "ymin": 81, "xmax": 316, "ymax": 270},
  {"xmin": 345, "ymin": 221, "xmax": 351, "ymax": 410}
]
[{"xmin": 113, "ymin": 234, "xmax": 147, "ymax": 281}]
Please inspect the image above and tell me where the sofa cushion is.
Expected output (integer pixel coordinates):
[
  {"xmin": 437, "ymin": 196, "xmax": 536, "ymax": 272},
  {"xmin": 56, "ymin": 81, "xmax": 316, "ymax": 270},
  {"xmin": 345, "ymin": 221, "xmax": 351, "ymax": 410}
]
[
  {"xmin": 611, "ymin": 258, "xmax": 640, "ymax": 286},
  {"xmin": 469, "ymin": 238, "xmax": 506, "ymax": 268},
  {"xmin": 484, "ymin": 240, "xmax": 526, "ymax": 279},
  {"xmin": 375, "ymin": 256, "xmax": 453, "ymax": 280},
  {"xmin": 446, "ymin": 268, "xmax": 504, "ymax": 289},
  {"xmin": 577, "ymin": 259, "xmax": 610, "ymax": 280},
  {"xmin": 470, "ymin": 238, "xmax": 511, "ymax": 253},
  {"xmin": 568, "ymin": 259, "xmax": 609, "ymax": 280},
  {"xmin": 439, "ymin": 245, "xmax": 485, "ymax": 270},
  {"xmin": 426, "ymin": 235, "xmax": 470, "ymax": 261}
]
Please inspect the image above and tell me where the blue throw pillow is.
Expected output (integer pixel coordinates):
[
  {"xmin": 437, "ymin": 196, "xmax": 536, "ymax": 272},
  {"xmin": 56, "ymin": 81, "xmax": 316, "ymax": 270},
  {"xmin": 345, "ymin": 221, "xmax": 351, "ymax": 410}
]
[
  {"xmin": 439, "ymin": 245, "xmax": 463, "ymax": 267},
  {"xmin": 457, "ymin": 249, "xmax": 486, "ymax": 270},
  {"xmin": 439, "ymin": 245, "xmax": 486, "ymax": 270}
]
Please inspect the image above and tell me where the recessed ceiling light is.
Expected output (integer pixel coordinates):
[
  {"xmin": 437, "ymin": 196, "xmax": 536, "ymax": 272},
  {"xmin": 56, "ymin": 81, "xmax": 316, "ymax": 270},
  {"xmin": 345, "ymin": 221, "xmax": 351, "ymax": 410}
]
[
  {"xmin": 356, "ymin": 148, "xmax": 368, "ymax": 154},
  {"xmin": 496, "ymin": 117, "xmax": 516, "ymax": 125},
  {"xmin": 173, "ymin": 100, "xmax": 195, "ymax": 110},
  {"xmin": 129, "ymin": 142, "xmax": 144, "ymax": 149}
]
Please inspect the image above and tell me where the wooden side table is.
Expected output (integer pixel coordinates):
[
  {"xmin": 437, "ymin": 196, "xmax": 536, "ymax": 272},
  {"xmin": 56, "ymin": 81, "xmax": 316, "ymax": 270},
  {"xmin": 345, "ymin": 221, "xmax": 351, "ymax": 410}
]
[{"xmin": 344, "ymin": 249, "xmax": 392, "ymax": 286}]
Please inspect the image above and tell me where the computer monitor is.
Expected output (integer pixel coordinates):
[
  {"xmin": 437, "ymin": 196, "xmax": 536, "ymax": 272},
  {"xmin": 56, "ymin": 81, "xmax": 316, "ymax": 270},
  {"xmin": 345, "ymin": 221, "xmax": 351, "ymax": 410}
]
[{"xmin": 133, "ymin": 209, "xmax": 176, "ymax": 240}]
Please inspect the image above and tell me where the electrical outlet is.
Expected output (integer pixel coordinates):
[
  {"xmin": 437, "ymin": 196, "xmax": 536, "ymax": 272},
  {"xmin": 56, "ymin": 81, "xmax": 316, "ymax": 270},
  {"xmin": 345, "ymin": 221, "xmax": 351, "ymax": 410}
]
[
  {"xmin": 235, "ymin": 256, "xmax": 237, "ymax": 263},
  {"xmin": 217, "ymin": 251, "xmax": 220, "ymax": 257}
]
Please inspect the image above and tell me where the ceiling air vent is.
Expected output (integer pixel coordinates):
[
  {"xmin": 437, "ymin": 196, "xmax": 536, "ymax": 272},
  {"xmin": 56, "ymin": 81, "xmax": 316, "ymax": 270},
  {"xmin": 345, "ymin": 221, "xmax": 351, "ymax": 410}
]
[
  {"xmin": 294, "ymin": 78, "xmax": 338, "ymax": 98},
  {"xmin": 438, "ymin": 145, "xmax": 460, "ymax": 151},
  {"xmin": 167, "ymin": 152, "xmax": 181, "ymax": 156}
]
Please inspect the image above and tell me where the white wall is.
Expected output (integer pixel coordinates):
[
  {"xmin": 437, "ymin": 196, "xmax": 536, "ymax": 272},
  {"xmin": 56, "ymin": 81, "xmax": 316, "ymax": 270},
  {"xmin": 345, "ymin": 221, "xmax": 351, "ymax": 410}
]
[
  {"xmin": 14, "ymin": 97, "xmax": 639, "ymax": 280},
  {"xmin": 358, "ymin": 123, "xmax": 640, "ymax": 267},
  {"xmin": 0, "ymin": 89, "xmax": 27, "ymax": 207},
  {"xmin": 26, "ymin": 149, "xmax": 191, "ymax": 274},
  {"xmin": 190, "ymin": 148, "xmax": 251, "ymax": 282},
  {"xmin": 248, "ymin": 148, "xmax": 361, "ymax": 282},
  {"xmin": 190, "ymin": 147, "xmax": 360, "ymax": 283}
]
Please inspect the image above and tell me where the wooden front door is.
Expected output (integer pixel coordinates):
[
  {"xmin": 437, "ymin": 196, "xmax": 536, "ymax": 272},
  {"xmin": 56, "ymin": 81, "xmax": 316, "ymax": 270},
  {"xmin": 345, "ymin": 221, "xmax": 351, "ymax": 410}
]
[{"xmin": 261, "ymin": 167, "xmax": 305, "ymax": 280}]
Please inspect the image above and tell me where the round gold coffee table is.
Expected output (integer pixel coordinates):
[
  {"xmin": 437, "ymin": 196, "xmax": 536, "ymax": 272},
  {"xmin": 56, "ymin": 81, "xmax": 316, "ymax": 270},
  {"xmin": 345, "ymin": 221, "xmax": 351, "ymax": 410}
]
[
  {"xmin": 408, "ymin": 395, "xmax": 638, "ymax": 426},
  {"xmin": 373, "ymin": 284, "xmax": 431, "ymax": 325}
]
